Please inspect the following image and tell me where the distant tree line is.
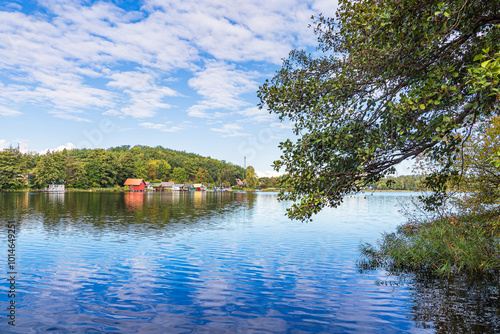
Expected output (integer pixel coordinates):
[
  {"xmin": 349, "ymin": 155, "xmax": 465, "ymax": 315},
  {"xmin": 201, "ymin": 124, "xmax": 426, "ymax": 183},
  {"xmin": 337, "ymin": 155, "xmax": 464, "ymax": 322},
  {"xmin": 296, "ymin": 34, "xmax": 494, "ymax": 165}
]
[
  {"xmin": 257, "ymin": 176, "xmax": 294, "ymax": 190},
  {"xmin": 366, "ymin": 175, "xmax": 424, "ymax": 191},
  {"xmin": 256, "ymin": 175, "xmax": 423, "ymax": 192},
  {"xmin": 0, "ymin": 145, "xmax": 248, "ymax": 190}
]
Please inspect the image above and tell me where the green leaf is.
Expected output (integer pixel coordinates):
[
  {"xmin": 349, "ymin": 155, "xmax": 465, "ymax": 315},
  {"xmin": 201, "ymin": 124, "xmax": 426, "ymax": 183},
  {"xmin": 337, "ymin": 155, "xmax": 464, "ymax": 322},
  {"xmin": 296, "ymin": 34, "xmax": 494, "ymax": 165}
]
[
  {"xmin": 481, "ymin": 60, "xmax": 493, "ymax": 68},
  {"xmin": 474, "ymin": 54, "xmax": 486, "ymax": 62},
  {"xmin": 257, "ymin": 0, "xmax": 500, "ymax": 221}
]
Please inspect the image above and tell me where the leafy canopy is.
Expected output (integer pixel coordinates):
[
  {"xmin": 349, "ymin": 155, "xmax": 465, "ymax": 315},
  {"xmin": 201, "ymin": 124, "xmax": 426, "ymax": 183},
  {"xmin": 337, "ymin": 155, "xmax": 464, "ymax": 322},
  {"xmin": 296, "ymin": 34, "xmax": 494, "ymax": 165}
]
[
  {"xmin": 245, "ymin": 166, "xmax": 259, "ymax": 189},
  {"xmin": 195, "ymin": 167, "xmax": 214, "ymax": 184},
  {"xmin": 447, "ymin": 115, "xmax": 500, "ymax": 213},
  {"xmin": 0, "ymin": 148, "xmax": 27, "ymax": 190},
  {"xmin": 34, "ymin": 151, "xmax": 66, "ymax": 187},
  {"xmin": 258, "ymin": 0, "xmax": 500, "ymax": 221},
  {"xmin": 172, "ymin": 167, "xmax": 188, "ymax": 184}
]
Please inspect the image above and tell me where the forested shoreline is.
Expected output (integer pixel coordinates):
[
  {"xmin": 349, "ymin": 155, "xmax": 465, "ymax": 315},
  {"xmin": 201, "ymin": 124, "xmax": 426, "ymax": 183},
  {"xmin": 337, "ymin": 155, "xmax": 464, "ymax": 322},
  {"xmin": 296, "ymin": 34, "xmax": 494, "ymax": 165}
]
[
  {"xmin": 0, "ymin": 144, "xmax": 423, "ymax": 192},
  {"xmin": 0, "ymin": 145, "xmax": 247, "ymax": 190}
]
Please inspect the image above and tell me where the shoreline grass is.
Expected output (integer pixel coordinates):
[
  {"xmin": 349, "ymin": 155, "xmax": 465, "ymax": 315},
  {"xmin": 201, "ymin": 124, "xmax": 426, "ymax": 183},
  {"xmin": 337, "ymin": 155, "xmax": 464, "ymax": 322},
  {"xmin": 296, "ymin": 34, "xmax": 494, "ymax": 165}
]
[{"xmin": 359, "ymin": 210, "xmax": 500, "ymax": 276}]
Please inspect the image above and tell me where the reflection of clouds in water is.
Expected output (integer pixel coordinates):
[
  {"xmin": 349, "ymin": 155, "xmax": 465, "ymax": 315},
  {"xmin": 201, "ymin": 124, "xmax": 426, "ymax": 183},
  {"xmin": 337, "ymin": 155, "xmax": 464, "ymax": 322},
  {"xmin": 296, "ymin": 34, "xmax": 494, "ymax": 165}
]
[
  {"xmin": 3, "ymin": 192, "xmax": 493, "ymax": 332},
  {"xmin": 187, "ymin": 248, "xmax": 290, "ymax": 332},
  {"xmin": 16, "ymin": 236, "xmax": 172, "ymax": 331},
  {"xmin": 15, "ymin": 246, "xmax": 101, "ymax": 330}
]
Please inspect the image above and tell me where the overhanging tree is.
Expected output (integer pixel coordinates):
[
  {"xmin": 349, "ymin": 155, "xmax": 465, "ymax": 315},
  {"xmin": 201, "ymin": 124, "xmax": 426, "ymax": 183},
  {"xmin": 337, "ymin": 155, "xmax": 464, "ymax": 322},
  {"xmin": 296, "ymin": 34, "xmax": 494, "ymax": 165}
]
[{"xmin": 258, "ymin": 0, "xmax": 500, "ymax": 221}]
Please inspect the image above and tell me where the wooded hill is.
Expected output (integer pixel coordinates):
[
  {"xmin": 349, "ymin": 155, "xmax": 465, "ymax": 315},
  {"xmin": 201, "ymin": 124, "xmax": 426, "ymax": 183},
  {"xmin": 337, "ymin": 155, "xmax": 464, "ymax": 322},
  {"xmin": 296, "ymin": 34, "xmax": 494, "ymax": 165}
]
[{"xmin": 0, "ymin": 145, "xmax": 246, "ymax": 190}]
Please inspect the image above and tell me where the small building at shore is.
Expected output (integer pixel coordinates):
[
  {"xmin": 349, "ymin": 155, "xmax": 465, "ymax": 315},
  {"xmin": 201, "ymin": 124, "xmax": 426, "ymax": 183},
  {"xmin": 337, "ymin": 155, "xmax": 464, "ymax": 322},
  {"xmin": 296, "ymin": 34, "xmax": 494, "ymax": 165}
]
[
  {"xmin": 45, "ymin": 184, "xmax": 65, "ymax": 192},
  {"xmin": 124, "ymin": 179, "xmax": 146, "ymax": 192},
  {"xmin": 173, "ymin": 183, "xmax": 186, "ymax": 191},
  {"xmin": 193, "ymin": 183, "xmax": 206, "ymax": 191},
  {"xmin": 161, "ymin": 182, "xmax": 174, "ymax": 190}
]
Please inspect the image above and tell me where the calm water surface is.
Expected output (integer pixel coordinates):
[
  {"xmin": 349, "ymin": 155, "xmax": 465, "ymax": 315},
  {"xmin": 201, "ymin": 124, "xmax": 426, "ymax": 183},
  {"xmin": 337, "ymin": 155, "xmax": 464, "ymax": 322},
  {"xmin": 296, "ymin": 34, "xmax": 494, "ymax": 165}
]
[{"xmin": 0, "ymin": 192, "xmax": 499, "ymax": 333}]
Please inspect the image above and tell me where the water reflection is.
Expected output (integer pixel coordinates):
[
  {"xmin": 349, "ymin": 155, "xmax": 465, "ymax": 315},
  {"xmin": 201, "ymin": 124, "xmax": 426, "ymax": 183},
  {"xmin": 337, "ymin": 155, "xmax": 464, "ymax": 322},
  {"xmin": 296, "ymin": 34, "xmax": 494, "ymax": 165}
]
[
  {"xmin": 125, "ymin": 191, "xmax": 144, "ymax": 210},
  {"xmin": 0, "ymin": 192, "xmax": 256, "ymax": 235},
  {"xmin": 360, "ymin": 258, "xmax": 500, "ymax": 333},
  {"xmin": 0, "ymin": 192, "xmax": 499, "ymax": 333},
  {"xmin": 405, "ymin": 272, "xmax": 500, "ymax": 333}
]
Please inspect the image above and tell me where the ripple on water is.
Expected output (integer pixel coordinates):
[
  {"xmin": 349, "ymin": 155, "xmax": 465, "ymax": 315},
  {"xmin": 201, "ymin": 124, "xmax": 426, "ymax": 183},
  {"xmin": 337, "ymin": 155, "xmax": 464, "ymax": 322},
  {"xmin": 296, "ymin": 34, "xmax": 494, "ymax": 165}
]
[{"xmin": 2, "ymin": 192, "xmax": 495, "ymax": 333}]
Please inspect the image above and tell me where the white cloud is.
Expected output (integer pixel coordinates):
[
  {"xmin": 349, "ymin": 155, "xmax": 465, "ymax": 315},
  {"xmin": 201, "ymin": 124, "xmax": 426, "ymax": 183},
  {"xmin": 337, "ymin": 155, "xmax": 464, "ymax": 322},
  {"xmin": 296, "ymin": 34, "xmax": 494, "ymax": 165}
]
[
  {"xmin": 311, "ymin": 0, "xmax": 339, "ymax": 16},
  {"xmin": 0, "ymin": 105, "xmax": 21, "ymax": 116},
  {"xmin": 238, "ymin": 107, "xmax": 276, "ymax": 123},
  {"xmin": 50, "ymin": 111, "xmax": 92, "ymax": 123},
  {"xmin": 107, "ymin": 71, "xmax": 179, "ymax": 118},
  {"xmin": 143, "ymin": 0, "xmax": 327, "ymax": 64},
  {"xmin": 395, "ymin": 158, "xmax": 416, "ymax": 176},
  {"xmin": 0, "ymin": 139, "xmax": 30, "ymax": 153},
  {"xmin": 102, "ymin": 109, "xmax": 122, "ymax": 116},
  {"xmin": 120, "ymin": 90, "xmax": 174, "ymax": 118},
  {"xmin": 1, "ymin": 3, "xmax": 22, "ymax": 11},
  {"xmin": 17, "ymin": 139, "xmax": 29, "ymax": 153},
  {"xmin": 0, "ymin": 0, "xmax": 336, "ymax": 128},
  {"xmin": 139, "ymin": 122, "xmax": 184, "ymax": 132},
  {"xmin": 271, "ymin": 122, "xmax": 294, "ymax": 129},
  {"xmin": 0, "ymin": 139, "xmax": 9, "ymax": 150},
  {"xmin": 0, "ymin": 4, "xmax": 190, "ymax": 121},
  {"xmin": 256, "ymin": 170, "xmax": 284, "ymax": 178},
  {"xmin": 39, "ymin": 142, "xmax": 77, "ymax": 155},
  {"xmin": 188, "ymin": 61, "xmax": 260, "ymax": 118},
  {"xmin": 107, "ymin": 71, "xmax": 157, "ymax": 92},
  {"xmin": 0, "ymin": 139, "xmax": 28, "ymax": 152},
  {"xmin": 210, "ymin": 123, "xmax": 250, "ymax": 137},
  {"xmin": 186, "ymin": 105, "xmax": 212, "ymax": 119}
]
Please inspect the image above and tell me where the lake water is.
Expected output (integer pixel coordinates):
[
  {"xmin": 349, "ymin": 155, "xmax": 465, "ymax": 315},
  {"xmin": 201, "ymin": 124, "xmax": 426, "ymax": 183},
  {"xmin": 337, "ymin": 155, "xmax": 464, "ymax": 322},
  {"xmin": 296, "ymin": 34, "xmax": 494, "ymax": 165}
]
[{"xmin": 1, "ymin": 191, "xmax": 499, "ymax": 333}]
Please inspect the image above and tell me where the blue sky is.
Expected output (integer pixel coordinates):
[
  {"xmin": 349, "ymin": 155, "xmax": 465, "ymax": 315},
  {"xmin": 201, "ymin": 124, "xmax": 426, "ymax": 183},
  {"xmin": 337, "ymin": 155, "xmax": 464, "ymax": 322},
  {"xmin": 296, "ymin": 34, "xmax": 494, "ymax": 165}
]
[
  {"xmin": 0, "ymin": 0, "xmax": 415, "ymax": 177},
  {"xmin": 0, "ymin": 0, "xmax": 339, "ymax": 177}
]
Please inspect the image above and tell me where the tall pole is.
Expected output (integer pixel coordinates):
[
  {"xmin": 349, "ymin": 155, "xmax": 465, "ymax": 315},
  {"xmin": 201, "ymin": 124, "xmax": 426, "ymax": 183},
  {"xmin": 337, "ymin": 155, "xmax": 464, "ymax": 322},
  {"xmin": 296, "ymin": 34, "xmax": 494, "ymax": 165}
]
[{"xmin": 244, "ymin": 156, "xmax": 246, "ymax": 169}]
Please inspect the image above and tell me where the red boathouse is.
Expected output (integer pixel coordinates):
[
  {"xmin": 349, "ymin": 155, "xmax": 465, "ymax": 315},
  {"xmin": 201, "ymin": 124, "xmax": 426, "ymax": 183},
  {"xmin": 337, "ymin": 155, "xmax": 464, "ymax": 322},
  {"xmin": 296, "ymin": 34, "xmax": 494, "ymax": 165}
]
[{"xmin": 124, "ymin": 178, "xmax": 146, "ymax": 192}]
